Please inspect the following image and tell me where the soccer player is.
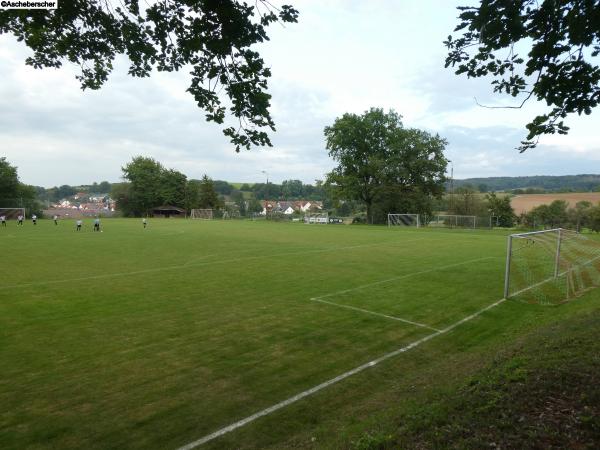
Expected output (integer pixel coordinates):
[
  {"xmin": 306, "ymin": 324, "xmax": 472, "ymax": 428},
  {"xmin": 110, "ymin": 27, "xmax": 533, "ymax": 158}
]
[
  {"xmin": 53, "ymin": 215, "xmax": 58, "ymax": 225},
  {"xmin": 1, "ymin": 215, "xmax": 6, "ymax": 227},
  {"xmin": 76, "ymin": 219, "xmax": 82, "ymax": 231},
  {"xmin": 17, "ymin": 214, "xmax": 23, "ymax": 226},
  {"xmin": 142, "ymin": 218, "xmax": 147, "ymax": 228},
  {"xmin": 93, "ymin": 217, "xmax": 101, "ymax": 232},
  {"xmin": 32, "ymin": 214, "xmax": 37, "ymax": 225}
]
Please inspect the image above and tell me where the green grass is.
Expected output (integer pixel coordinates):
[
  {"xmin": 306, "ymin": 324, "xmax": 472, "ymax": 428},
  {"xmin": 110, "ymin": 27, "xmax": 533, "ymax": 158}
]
[{"xmin": 0, "ymin": 219, "xmax": 598, "ymax": 449}]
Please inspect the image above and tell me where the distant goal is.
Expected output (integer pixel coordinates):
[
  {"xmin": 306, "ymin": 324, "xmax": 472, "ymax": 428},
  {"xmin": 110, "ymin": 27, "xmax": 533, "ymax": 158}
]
[
  {"xmin": 0, "ymin": 207, "xmax": 26, "ymax": 220},
  {"xmin": 387, "ymin": 213, "xmax": 420, "ymax": 227},
  {"xmin": 190, "ymin": 209, "xmax": 213, "ymax": 220},
  {"xmin": 504, "ymin": 228, "xmax": 600, "ymax": 305},
  {"xmin": 428, "ymin": 214, "xmax": 476, "ymax": 229}
]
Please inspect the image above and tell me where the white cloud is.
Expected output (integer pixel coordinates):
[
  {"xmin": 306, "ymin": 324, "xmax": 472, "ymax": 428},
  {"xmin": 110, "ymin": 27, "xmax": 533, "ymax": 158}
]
[{"xmin": 0, "ymin": 0, "xmax": 598, "ymax": 187}]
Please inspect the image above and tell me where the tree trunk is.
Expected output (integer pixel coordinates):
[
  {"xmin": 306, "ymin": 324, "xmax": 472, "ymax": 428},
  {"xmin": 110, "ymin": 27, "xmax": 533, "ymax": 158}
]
[{"xmin": 366, "ymin": 201, "xmax": 373, "ymax": 224}]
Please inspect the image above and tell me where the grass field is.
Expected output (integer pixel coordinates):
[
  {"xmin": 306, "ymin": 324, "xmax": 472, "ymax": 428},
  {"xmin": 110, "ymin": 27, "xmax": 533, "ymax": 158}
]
[{"xmin": 1, "ymin": 219, "xmax": 599, "ymax": 449}]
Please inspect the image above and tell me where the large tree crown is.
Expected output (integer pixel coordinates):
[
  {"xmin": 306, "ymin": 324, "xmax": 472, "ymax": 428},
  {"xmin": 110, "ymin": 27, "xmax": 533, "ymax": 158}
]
[
  {"xmin": 0, "ymin": 1, "xmax": 298, "ymax": 152},
  {"xmin": 445, "ymin": 0, "xmax": 600, "ymax": 151}
]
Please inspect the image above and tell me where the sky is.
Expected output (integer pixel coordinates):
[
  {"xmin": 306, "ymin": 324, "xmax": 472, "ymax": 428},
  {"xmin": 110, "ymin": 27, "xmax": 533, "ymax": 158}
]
[{"xmin": 1, "ymin": 0, "xmax": 599, "ymax": 188}]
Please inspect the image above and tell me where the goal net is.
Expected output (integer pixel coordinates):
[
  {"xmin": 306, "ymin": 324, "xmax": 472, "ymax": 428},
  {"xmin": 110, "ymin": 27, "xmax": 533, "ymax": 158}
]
[
  {"xmin": 428, "ymin": 214, "xmax": 476, "ymax": 229},
  {"xmin": 504, "ymin": 228, "xmax": 600, "ymax": 305},
  {"xmin": 0, "ymin": 207, "xmax": 26, "ymax": 220},
  {"xmin": 190, "ymin": 209, "xmax": 213, "ymax": 220},
  {"xmin": 387, "ymin": 213, "xmax": 420, "ymax": 227},
  {"xmin": 304, "ymin": 212, "xmax": 328, "ymax": 224}
]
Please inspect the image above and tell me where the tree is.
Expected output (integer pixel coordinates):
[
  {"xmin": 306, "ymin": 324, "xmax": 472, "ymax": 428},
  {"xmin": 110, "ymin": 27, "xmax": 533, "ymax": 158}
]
[
  {"xmin": 485, "ymin": 192, "xmax": 516, "ymax": 227},
  {"xmin": 0, "ymin": 157, "xmax": 40, "ymax": 213},
  {"xmin": 198, "ymin": 175, "xmax": 220, "ymax": 209},
  {"xmin": 247, "ymin": 197, "xmax": 263, "ymax": 215},
  {"xmin": 98, "ymin": 181, "xmax": 112, "ymax": 193},
  {"xmin": 56, "ymin": 185, "xmax": 77, "ymax": 199},
  {"xmin": 445, "ymin": 1, "xmax": 600, "ymax": 151},
  {"xmin": 230, "ymin": 190, "xmax": 247, "ymax": 216},
  {"xmin": 325, "ymin": 108, "xmax": 448, "ymax": 224},
  {"xmin": 525, "ymin": 200, "xmax": 570, "ymax": 228},
  {"xmin": 213, "ymin": 181, "xmax": 234, "ymax": 195},
  {"xmin": 281, "ymin": 179, "xmax": 304, "ymax": 199},
  {"xmin": 110, "ymin": 182, "xmax": 133, "ymax": 216},
  {"xmin": 159, "ymin": 169, "xmax": 187, "ymax": 207},
  {"xmin": 0, "ymin": 157, "xmax": 20, "ymax": 203},
  {"xmin": 569, "ymin": 200, "xmax": 592, "ymax": 231},
  {"xmin": 548, "ymin": 200, "xmax": 569, "ymax": 227},
  {"xmin": 371, "ymin": 186, "xmax": 434, "ymax": 224},
  {"xmin": 0, "ymin": 2, "xmax": 298, "ymax": 152},
  {"xmin": 184, "ymin": 180, "xmax": 202, "ymax": 212},
  {"xmin": 589, "ymin": 203, "xmax": 600, "ymax": 233},
  {"xmin": 448, "ymin": 185, "xmax": 487, "ymax": 216},
  {"xmin": 121, "ymin": 156, "xmax": 165, "ymax": 215}
]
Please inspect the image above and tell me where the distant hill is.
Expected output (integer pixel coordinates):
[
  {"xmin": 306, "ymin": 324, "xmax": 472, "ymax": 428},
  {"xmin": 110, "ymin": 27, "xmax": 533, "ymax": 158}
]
[{"xmin": 451, "ymin": 174, "xmax": 600, "ymax": 192}]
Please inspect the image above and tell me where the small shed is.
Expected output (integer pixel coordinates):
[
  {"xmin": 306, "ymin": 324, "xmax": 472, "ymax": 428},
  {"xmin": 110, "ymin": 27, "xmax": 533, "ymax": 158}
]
[{"xmin": 152, "ymin": 205, "xmax": 186, "ymax": 218}]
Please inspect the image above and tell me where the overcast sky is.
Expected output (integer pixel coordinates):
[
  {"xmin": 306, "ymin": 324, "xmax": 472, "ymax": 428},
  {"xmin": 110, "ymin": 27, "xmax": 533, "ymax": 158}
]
[{"xmin": 1, "ymin": 0, "xmax": 598, "ymax": 188}]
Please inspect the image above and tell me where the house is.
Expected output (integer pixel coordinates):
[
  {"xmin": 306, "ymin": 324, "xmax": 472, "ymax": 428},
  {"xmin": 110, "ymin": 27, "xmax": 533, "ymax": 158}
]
[{"xmin": 260, "ymin": 200, "xmax": 323, "ymax": 215}]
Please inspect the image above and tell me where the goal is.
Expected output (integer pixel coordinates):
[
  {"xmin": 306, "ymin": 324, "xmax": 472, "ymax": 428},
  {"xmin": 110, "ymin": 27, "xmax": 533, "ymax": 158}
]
[
  {"xmin": 304, "ymin": 212, "xmax": 328, "ymax": 224},
  {"xmin": 429, "ymin": 214, "xmax": 476, "ymax": 229},
  {"xmin": 387, "ymin": 213, "xmax": 420, "ymax": 227},
  {"xmin": 504, "ymin": 228, "xmax": 600, "ymax": 305},
  {"xmin": 190, "ymin": 209, "xmax": 213, "ymax": 220},
  {"xmin": 0, "ymin": 207, "xmax": 26, "ymax": 220}
]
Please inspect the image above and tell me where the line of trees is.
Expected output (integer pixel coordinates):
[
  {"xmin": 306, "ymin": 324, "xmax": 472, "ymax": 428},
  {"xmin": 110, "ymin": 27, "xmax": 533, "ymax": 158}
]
[
  {"xmin": 451, "ymin": 175, "xmax": 600, "ymax": 194},
  {"xmin": 522, "ymin": 200, "xmax": 600, "ymax": 233}
]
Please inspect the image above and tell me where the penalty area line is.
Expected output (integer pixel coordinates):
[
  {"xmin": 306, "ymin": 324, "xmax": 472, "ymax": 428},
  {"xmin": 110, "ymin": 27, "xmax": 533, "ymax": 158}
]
[
  {"xmin": 176, "ymin": 297, "xmax": 507, "ymax": 450},
  {"xmin": 309, "ymin": 297, "xmax": 441, "ymax": 332}
]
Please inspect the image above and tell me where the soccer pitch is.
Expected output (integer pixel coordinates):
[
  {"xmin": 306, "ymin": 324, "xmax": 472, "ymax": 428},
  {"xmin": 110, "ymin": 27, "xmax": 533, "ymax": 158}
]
[{"xmin": 0, "ymin": 219, "xmax": 597, "ymax": 449}]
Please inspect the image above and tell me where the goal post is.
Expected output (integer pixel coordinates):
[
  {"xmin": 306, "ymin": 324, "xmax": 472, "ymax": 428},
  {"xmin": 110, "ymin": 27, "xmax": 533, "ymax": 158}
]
[
  {"xmin": 504, "ymin": 228, "xmax": 600, "ymax": 305},
  {"xmin": 190, "ymin": 209, "xmax": 213, "ymax": 220},
  {"xmin": 0, "ymin": 207, "xmax": 26, "ymax": 220},
  {"xmin": 387, "ymin": 213, "xmax": 420, "ymax": 227}
]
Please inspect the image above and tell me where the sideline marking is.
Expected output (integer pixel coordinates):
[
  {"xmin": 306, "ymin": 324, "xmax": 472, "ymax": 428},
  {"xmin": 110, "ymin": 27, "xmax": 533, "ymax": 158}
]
[
  {"xmin": 177, "ymin": 297, "xmax": 507, "ymax": 449},
  {"xmin": 310, "ymin": 297, "xmax": 441, "ymax": 331},
  {"xmin": 311, "ymin": 256, "xmax": 496, "ymax": 301},
  {"xmin": 5, "ymin": 238, "xmax": 425, "ymax": 289}
]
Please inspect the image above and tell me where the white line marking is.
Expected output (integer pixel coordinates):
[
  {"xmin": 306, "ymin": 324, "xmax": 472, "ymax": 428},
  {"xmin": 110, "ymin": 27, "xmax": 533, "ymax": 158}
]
[
  {"xmin": 310, "ymin": 298, "xmax": 441, "ymax": 331},
  {"xmin": 177, "ymin": 297, "xmax": 507, "ymax": 450},
  {"xmin": 312, "ymin": 256, "xmax": 496, "ymax": 301},
  {"xmin": 4, "ymin": 238, "xmax": 425, "ymax": 289}
]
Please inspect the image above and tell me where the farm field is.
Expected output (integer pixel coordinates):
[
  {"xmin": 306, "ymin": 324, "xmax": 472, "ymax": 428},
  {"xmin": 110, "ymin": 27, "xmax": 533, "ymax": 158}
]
[
  {"xmin": 1, "ymin": 219, "xmax": 599, "ymax": 449},
  {"xmin": 511, "ymin": 192, "xmax": 600, "ymax": 214}
]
